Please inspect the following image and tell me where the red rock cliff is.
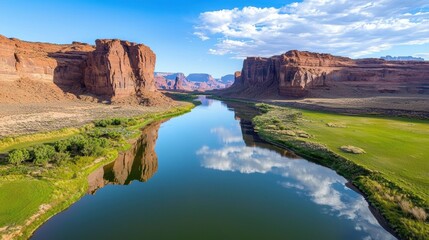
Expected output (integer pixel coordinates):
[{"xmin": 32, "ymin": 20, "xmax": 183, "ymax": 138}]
[
  {"xmin": 226, "ymin": 50, "xmax": 429, "ymax": 98},
  {"xmin": 0, "ymin": 35, "xmax": 93, "ymax": 86},
  {"xmin": 0, "ymin": 35, "xmax": 163, "ymax": 104},
  {"xmin": 84, "ymin": 39, "xmax": 157, "ymax": 102}
]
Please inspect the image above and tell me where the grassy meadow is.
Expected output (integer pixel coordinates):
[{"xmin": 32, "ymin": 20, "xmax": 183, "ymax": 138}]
[{"xmin": 298, "ymin": 110, "xmax": 429, "ymax": 201}]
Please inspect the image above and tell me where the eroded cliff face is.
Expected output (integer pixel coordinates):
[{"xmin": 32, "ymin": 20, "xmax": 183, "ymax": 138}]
[
  {"xmin": 0, "ymin": 35, "xmax": 165, "ymax": 104},
  {"xmin": 0, "ymin": 35, "xmax": 93, "ymax": 85},
  {"xmin": 226, "ymin": 50, "xmax": 429, "ymax": 98},
  {"xmin": 84, "ymin": 39, "xmax": 157, "ymax": 102}
]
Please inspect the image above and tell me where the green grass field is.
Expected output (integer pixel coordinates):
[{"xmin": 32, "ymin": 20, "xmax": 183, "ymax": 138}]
[
  {"xmin": 299, "ymin": 110, "xmax": 429, "ymax": 202},
  {"xmin": 0, "ymin": 179, "xmax": 53, "ymax": 227},
  {"xmin": 0, "ymin": 128, "xmax": 82, "ymax": 153}
]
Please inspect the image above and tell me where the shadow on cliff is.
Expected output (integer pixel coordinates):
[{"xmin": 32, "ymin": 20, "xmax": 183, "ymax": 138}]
[{"xmin": 48, "ymin": 50, "xmax": 107, "ymax": 102}]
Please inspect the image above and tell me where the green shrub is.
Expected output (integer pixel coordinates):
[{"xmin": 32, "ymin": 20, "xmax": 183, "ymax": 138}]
[
  {"xmin": 81, "ymin": 138, "xmax": 107, "ymax": 157},
  {"xmin": 256, "ymin": 103, "xmax": 273, "ymax": 113},
  {"xmin": 7, "ymin": 148, "xmax": 30, "ymax": 165},
  {"xmin": 32, "ymin": 145, "xmax": 56, "ymax": 165},
  {"xmin": 111, "ymin": 118, "xmax": 122, "ymax": 125},
  {"xmin": 104, "ymin": 131, "xmax": 121, "ymax": 140},
  {"xmin": 51, "ymin": 152, "xmax": 72, "ymax": 165},
  {"xmin": 94, "ymin": 119, "xmax": 110, "ymax": 127},
  {"xmin": 126, "ymin": 119, "xmax": 138, "ymax": 126},
  {"xmin": 287, "ymin": 112, "xmax": 303, "ymax": 122},
  {"xmin": 94, "ymin": 118, "xmax": 124, "ymax": 127},
  {"xmin": 67, "ymin": 136, "xmax": 88, "ymax": 154},
  {"xmin": 54, "ymin": 140, "xmax": 71, "ymax": 153}
]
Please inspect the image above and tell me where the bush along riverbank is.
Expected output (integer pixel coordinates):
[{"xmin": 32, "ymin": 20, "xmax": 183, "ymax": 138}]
[
  {"xmin": 0, "ymin": 102, "xmax": 195, "ymax": 240},
  {"xmin": 252, "ymin": 103, "xmax": 428, "ymax": 240}
]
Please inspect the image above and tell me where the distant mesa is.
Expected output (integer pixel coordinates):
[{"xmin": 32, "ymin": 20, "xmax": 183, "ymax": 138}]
[
  {"xmin": 381, "ymin": 55, "xmax": 425, "ymax": 61},
  {"xmin": 187, "ymin": 73, "xmax": 215, "ymax": 82},
  {"xmin": 155, "ymin": 72, "xmax": 233, "ymax": 92},
  {"xmin": 219, "ymin": 74, "xmax": 235, "ymax": 83},
  {"xmin": 0, "ymin": 34, "xmax": 169, "ymax": 105},
  {"xmin": 220, "ymin": 50, "xmax": 429, "ymax": 99}
]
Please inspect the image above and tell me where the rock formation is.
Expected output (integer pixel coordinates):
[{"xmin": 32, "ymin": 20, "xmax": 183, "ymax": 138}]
[
  {"xmin": 84, "ymin": 39, "xmax": 157, "ymax": 102},
  {"xmin": 0, "ymin": 35, "xmax": 93, "ymax": 84},
  {"xmin": 224, "ymin": 50, "xmax": 429, "ymax": 98},
  {"xmin": 0, "ymin": 35, "xmax": 166, "ymax": 104}
]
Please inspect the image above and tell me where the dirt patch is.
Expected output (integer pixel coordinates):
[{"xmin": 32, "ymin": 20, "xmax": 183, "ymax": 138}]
[
  {"xmin": 0, "ymin": 98, "xmax": 180, "ymax": 138},
  {"xmin": 267, "ymin": 95, "xmax": 429, "ymax": 119},
  {"xmin": 0, "ymin": 78, "xmax": 76, "ymax": 104}
]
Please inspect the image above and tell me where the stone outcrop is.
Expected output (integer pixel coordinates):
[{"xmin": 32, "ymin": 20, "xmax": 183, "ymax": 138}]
[
  {"xmin": 225, "ymin": 50, "xmax": 429, "ymax": 98},
  {"xmin": 84, "ymin": 39, "xmax": 156, "ymax": 101},
  {"xmin": 0, "ymin": 35, "xmax": 165, "ymax": 104}
]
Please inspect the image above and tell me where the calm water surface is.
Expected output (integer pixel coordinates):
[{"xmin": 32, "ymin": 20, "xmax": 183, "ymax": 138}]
[{"xmin": 32, "ymin": 97, "xmax": 395, "ymax": 240}]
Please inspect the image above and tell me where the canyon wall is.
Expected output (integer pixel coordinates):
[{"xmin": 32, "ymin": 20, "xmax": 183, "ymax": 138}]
[
  {"xmin": 0, "ymin": 35, "xmax": 163, "ymax": 104},
  {"xmin": 225, "ymin": 50, "xmax": 429, "ymax": 98}
]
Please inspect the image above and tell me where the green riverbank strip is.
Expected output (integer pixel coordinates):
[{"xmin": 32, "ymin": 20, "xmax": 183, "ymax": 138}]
[
  {"xmin": 252, "ymin": 103, "xmax": 428, "ymax": 239},
  {"xmin": 0, "ymin": 101, "xmax": 195, "ymax": 240}
]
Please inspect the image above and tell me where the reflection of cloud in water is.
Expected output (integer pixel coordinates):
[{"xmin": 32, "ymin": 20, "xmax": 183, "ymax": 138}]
[
  {"xmin": 210, "ymin": 127, "xmax": 242, "ymax": 144},
  {"xmin": 197, "ymin": 128, "xmax": 395, "ymax": 240}
]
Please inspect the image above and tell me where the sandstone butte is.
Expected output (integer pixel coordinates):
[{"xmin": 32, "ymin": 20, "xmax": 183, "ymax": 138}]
[
  {"xmin": 0, "ymin": 34, "xmax": 168, "ymax": 105},
  {"xmin": 223, "ymin": 50, "xmax": 429, "ymax": 98}
]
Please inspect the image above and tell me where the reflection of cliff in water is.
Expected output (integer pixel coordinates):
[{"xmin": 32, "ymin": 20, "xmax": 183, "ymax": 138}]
[
  {"xmin": 88, "ymin": 122, "xmax": 161, "ymax": 194},
  {"xmin": 223, "ymin": 100, "xmax": 298, "ymax": 158}
]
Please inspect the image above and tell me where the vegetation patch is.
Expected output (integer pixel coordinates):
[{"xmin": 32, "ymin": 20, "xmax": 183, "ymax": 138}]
[{"xmin": 253, "ymin": 103, "xmax": 429, "ymax": 239}]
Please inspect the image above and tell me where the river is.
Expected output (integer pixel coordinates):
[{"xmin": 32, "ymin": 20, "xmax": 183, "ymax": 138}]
[{"xmin": 31, "ymin": 96, "xmax": 396, "ymax": 240}]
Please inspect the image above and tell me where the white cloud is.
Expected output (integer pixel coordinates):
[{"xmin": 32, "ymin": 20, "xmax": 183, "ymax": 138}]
[
  {"xmin": 210, "ymin": 127, "xmax": 243, "ymax": 143},
  {"xmin": 194, "ymin": 31, "xmax": 209, "ymax": 41},
  {"xmin": 195, "ymin": 0, "xmax": 429, "ymax": 58}
]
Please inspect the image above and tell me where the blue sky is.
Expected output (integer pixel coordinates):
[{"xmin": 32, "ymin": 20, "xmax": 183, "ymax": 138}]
[{"xmin": 0, "ymin": 0, "xmax": 428, "ymax": 78}]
